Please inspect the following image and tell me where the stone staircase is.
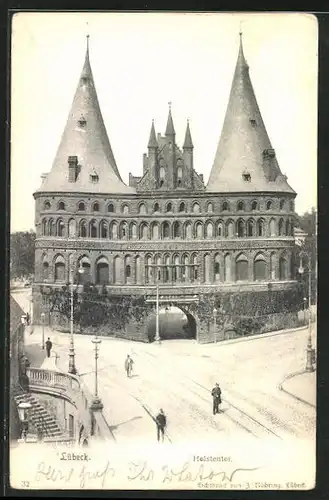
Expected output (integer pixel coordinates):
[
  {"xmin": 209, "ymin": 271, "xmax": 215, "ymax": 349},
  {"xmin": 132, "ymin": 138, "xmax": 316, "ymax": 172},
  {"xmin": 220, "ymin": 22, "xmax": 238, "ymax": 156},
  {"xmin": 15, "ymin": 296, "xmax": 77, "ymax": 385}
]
[{"xmin": 14, "ymin": 389, "xmax": 67, "ymax": 440}]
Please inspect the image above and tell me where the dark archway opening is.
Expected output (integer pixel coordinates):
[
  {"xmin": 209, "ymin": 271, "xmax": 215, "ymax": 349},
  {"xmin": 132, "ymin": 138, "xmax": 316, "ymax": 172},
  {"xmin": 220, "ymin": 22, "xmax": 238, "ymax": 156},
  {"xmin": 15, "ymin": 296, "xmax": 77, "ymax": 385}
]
[{"xmin": 147, "ymin": 306, "xmax": 197, "ymax": 342}]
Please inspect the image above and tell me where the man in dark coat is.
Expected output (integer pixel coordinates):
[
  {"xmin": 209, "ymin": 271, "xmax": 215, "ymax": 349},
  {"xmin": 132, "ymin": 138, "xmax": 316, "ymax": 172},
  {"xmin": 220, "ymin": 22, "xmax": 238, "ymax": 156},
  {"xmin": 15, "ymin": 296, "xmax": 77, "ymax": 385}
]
[
  {"xmin": 45, "ymin": 337, "xmax": 52, "ymax": 358},
  {"xmin": 155, "ymin": 408, "xmax": 167, "ymax": 442},
  {"xmin": 211, "ymin": 383, "xmax": 222, "ymax": 415},
  {"xmin": 124, "ymin": 354, "xmax": 134, "ymax": 377}
]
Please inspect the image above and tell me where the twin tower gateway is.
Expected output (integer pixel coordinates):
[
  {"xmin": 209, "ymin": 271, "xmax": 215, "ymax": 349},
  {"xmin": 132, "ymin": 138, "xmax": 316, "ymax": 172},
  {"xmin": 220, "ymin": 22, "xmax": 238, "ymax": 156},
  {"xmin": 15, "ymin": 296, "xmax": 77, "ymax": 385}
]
[{"xmin": 33, "ymin": 34, "xmax": 301, "ymax": 342}]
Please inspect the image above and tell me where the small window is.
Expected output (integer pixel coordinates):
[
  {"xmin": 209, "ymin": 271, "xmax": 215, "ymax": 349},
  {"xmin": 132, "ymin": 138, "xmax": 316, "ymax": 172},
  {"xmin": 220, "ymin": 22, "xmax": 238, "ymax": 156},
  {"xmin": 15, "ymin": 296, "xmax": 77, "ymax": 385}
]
[
  {"xmin": 166, "ymin": 203, "xmax": 172, "ymax": 213},
  {"xmin": 90, "ymin": 174, "xmax": 99, "ymax": 183},
  {"xmin": 290, "ymin": 200, "xmax": 294, "ymax": 212},
  {"xmin": 207, "ymin": 202, "xmax": 213, "ymax": 213},
  {"xmin": 242, "ymin": 173, "xmax": 251, "ymax": 182},
  {"xmin": 125, "ymin": 265, "xmax": 131, "ymax": 278},
  {"xmin": 160, "ymin": 180, "xmax": 164, "ymax": 187},
  {"xmin": 280, "ymin": 199, "xmax": 285, "ymax": 210},
  {"xmin": 222, "ymin": 201, "xmax": 229, "ymax": 211},
  {"xmin": 179, "ymin": 202, "xmax": 185, "ymax": 212},
  {"xmin": 108, "ymin": 203, "xmax": 114, "ymax": 213},
  {"xmin": 122, "ymin": 204, "xmax": 129, "ymax": 214},
  {"xmin": 58, "ymin": 201, "xmax": 65, "ymax": 210},
  {"xmin": 44, "ymin": 201, "xmax": 51, "ymax": 210},
  {"xmin": 249, "ymin": 118, "xmax": 257, "ymax": 127},
  {"xmin": 78, "ymin": 202, "xmax": 85, "ymax": 211},
  {"xmin": 266, "ymin": 200, "xmax": 272, "ymax": 210},
  {"xmin": 78, "ymin": 114, "xmax": 87, "ymax": 127},
  {"xmin": 215, "ymin": 262, "xmax": 220, "ymax": 274},
  {"xmin": 93, "ymin": 202, "xmax": 99, "ymax": 212},
  {"xmin": 251, "ymin": 201, "xmax": 258, "ymax": 211},
  {"xmin": 154, "ymin": 203, "xmax": 159, "ymax": 213},
  {"xmin": 237, "ymin": 201, "xmax": 245, "ymax": 211}
]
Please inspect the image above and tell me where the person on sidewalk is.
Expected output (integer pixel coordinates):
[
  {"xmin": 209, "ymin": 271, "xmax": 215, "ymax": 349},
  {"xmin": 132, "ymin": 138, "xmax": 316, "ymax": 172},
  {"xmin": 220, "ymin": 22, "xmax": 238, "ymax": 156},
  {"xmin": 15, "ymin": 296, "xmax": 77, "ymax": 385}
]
[
  {"xmin": 211, "ymin": 383, "xmax": 222, "ymax": 415},
  {"xmin": 155, "ymin": 408, "xmax": 167, "ymax": 442},
  {"xmin": 124, "ymin": 354, "xmax": 134, "ymax": 377},
  {"xmin": 45, "ymin": 337, "xmax": 52, "ymax": 358}
]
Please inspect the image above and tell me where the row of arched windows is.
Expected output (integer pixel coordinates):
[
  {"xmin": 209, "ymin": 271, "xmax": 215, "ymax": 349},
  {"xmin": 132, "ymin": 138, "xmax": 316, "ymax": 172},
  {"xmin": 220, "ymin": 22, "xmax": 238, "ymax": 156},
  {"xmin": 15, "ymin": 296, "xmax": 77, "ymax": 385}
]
[
  {"xmin": 43, "ymin": 251, "xmax": 291, "ymax": 285},
  {"xmin": 42, "ymin": 198, "xmax": 295, "ymax": 214},
  {"xmin": 41, "ymin": 217, "xmax": 294, "ymax": 239}
]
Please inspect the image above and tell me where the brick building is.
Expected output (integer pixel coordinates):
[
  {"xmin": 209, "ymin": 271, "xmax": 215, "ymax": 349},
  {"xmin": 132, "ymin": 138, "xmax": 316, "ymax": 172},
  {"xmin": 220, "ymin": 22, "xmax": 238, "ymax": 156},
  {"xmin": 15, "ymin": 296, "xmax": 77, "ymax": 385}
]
[{"xmin": 32, "ymin": 34, "xmax": 300, "ymax": 342}]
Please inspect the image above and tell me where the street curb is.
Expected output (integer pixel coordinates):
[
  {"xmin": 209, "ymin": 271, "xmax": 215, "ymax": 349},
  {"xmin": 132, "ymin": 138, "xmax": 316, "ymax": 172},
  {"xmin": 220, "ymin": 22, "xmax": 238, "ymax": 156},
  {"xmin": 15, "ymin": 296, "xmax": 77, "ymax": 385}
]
[{"xmin": 278, "ymin": 370, "xmax": 316, "ymax": 408}]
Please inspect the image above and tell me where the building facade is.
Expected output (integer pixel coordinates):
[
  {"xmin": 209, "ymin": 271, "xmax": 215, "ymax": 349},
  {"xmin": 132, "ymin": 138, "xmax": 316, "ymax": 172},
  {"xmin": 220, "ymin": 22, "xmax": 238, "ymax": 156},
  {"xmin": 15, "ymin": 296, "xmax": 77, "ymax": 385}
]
[{"xmin": 33, "ymin": 34, "xmax": 300, "ymax": 342}]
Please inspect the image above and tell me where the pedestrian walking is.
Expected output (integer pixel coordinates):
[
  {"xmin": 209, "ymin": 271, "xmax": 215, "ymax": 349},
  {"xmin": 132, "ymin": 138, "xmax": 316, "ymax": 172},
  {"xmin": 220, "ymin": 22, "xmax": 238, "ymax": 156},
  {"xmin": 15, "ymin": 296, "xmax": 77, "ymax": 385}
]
[
  {"xmin": 124, "ymin": 354, "xmax": 134, "ymax": 377},
  {"xmin": 155, "ymin": 408, "xmax": 167, "ymax": 442},
  {"xmin": 26, "ymin": 312, "xmax": 30, "ymax": 325},
  {"xmin": 45, "ymin": 337, "xmax": 52, "ymax": 358},
  {"xmin": 211, "ymin": 382, "xmax": 222, "ymax": 415}
]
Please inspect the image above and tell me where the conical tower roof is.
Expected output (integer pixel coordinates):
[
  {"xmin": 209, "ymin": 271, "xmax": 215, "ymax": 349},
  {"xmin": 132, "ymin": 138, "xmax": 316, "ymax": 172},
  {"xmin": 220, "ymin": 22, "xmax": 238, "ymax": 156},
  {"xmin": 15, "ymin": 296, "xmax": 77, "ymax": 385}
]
[
  {"xmin": 37, "ymin": 38, "xmax": 134, "ymax": 194},
  {"xmin": 207, "ymin": 34, "xmax": 295, "ymax": 194},
  {"xmin": 148, "ymin": 120, "xmax": 158, "ymax": 148},
  {"xmin": 183, "ymin": 120, "xmax": 193, "ymax": 148},
  {"xmin": 165, "ymin": 104, "xmax": 176, "ymax": 137}
]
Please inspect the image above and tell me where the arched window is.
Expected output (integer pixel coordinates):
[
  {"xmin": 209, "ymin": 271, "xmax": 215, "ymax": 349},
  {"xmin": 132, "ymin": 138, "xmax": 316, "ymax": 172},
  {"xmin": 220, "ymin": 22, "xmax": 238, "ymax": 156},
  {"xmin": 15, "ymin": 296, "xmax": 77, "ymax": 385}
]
[
  {"xmin": 236, "ymin": 254, "xmax": 248, "ymax": 281},
  {"xmin": 140, "ymin": 223, "xmax": 148, "ymax": 239},
  {"xmin": 42, "ymin": 219, "xmax": 48, "ymax": 236},
  {"xmin": 146, "ymin": 255, "xmax": 153, "ymax": 283},
  {"xmin": 237, "ymin": 201, "xmax": 245, "ymax": 211},
  {"xmin": 290, "ymin": 200, "xmax": 294, "ymax": 212},
  {"xmin": 237, "ymin": 220, "xmax": 244, "ymax": 237},
  {"xmin": 93, "ymin": 202, "xmax": 99, "ymax": 212},
  {"xmin": 42, "ymin": 262, "xmax": 49, "ymax": 280},
  {"xmin": 247, "ymin": 219, "xmax": 254, "ymax": 237},
  {"xmin": 185, "ymin": 222, "xmax": 192, "ymax": 239},
  {"xmin": 166, "ymin": 202, "xmax": 172, "ymax": 213},
  {"xmin": 90, "ymin": 220, "xmax": 97, "ymax": 238},
  {"xmin": 217, "ymin": 221, "xmax": 223, "ymax": 237},
  {"xmin": 279, "ymin": 256, "xmax": 288, "ymax": 280},
  {"xmin": 270, "ymin": 253, "xmax": 276, "ymax": 280},
  {"xmin": 182, "ymin": 254, "xmax": 189, "ymax": 281},
  {"xmin": 79, "ymin": 220, "xmax": 87, "ymax": 238},
  {"xmin": 139, "ymin": 203, "xmax": 147, "ymax": 214},
  {"xmin": 269, "ymin": 218, "xmax": 276, "ymax": 237},
  {"xmin": 136, "ymin": 256, "xmax": 141, "ymax": 284},
  {"xmin": 257, "ymin": 219, "xmax": 265, "ymax": 237},
  {"xmin": 58, "ymin": 201, "xmax": 65, "ymax": 210},
  {"xmin": 195, "ymin": 222, "xmax": 203, "ymax": 239},
  {"xmin": 215, "ymin": 254, "xmax": 220, "ymax": 281},
  {"xmin": 251, "ymin": 200, "xmax": 258, "ymax": 211},
  {"xmin": 207, "ymin": 202, "xmax": 213, "ymax": 213},
  {"xmin": 278, "ymin": 218, "xmax": 284, "ymax": 236},
  {"xmin": 156, "ymin": 256, "xmax": 162, "ymax": 281},
  {"xmin": 177, "ymin": 166, "xmax": 183, "ymax": 187},
  {"xmin": 192, "ymin": 202, "xmax": 200, "ymax": 213},
  {"xmin": 96, "ymin": 258, "xmax": 109, "ymax": 285},
  {"xmin": 280, "ymin": 199, "xmax": 285, "ymax": 210},
  {"xmin": 179, "ymin": 202, "xmax": 185, "ymax": 212},
  {"xmin": 206, "ymin": 222, "xmax": 213, "ymax": 238},
  {"xmin": 222, "ymin": 201, "xmax": 229, "ymax": 211},
  {"xmin": 54, "ymin": 256, "xmax": 65, "ymax": 282},
  {"xmin": 57, "ymin": 219, "xmax": 65, "ymax": 237},
  {"xmin": 266, "ymin": 200, "xmax": 272, "ymax": 210},
  {"xmin": 100, "ymin": 221, "xmax": 108, "ymax": 239},
  {"xmin": 254, "ymin": 254, "xmax": 266, "ymax": 281},
  {"xmin": 285, "ymin": 219, "xmax": 290, "ymax": 236},
  {"xmin": 124, "ymin": 255, "xmax": 132, "ymax": 282},
  {"xmin": 120, "ymin": 222, "xmax": 128, "ymax": 239},
  {"xmin": 159, "ymin": 165, "xmax": 165, "ymax": 186},
  {"xmin": 113, "ymin": 256, "xmax": 122, "ymax": 284},
  {"xmin": 173, "ymin": 255, "xmax": 180, "ymax": 281},
  {"xmin": 152, "ymin": 223, "xmax": 159, "ymax": 240},
  {"xmin": 44, "ymin": 201, "xmax": 51, "ymax": 210},
  {"xmin": 110, "ymin": 222, "xmax": 118, "ymax": 240},
  {"xmin": 226, "ymin": 220, "xmax": 234, "ymax": 238},
  {"xmin": 122, "ymin": 204, "xmax": 129, "ymax": 214},
  {"xmin": 173, "ymin": 221, "xmax": 181, "ymax": 238},
  {"xmin": 164, "ymin": 256, "xmax": 170, "ymax": 282},
  {"xmin": 125, "ymin": 265, "xmax": 131, "ymax": 278},
  {"xmin": 204, "ymin": 254, "xmax": 211, "ymax": 282},
  {"xmin": 224, "ymin": 253, "xmax": 232, "ymax": 282},
  {"xmin": 78, "ymin": 202, "xmax": 85, "ymax": 211},
  {"xmin": 129, "ymin": 222, "xmax": 137, "ymax": 240},
  {"xmin": 68, "ymin": 219, "xmax": 76, "ymax": 237},
  {"xmin": 162, "ymin": 222, "xmax": 170, "ymax": 239},
  {"xmin": 192, "ymin": 254, "xmax": 198, "ymax": 281},
  {"xmin": 108, "ymin": 203, "xmax": 114, "ymax": 213},
  {"xmin": 153, "ymin": 202, "xmax": 160, "ymax": 213},
  {"xmin": 79, "ymin": 260, "xmax": 91, "ymax": 284}
]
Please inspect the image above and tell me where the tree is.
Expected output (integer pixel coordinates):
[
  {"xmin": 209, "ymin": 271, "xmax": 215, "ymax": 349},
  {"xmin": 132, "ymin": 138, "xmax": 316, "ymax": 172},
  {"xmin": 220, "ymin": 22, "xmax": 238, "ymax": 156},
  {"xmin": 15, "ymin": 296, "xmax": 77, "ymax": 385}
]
[
  {"xmin": 294, "ymin": 207, "xmax": 317, "ymax": 303},
  {"xmin": 10, "ymin": 231, "xmax": 36, "ymax": 280}
]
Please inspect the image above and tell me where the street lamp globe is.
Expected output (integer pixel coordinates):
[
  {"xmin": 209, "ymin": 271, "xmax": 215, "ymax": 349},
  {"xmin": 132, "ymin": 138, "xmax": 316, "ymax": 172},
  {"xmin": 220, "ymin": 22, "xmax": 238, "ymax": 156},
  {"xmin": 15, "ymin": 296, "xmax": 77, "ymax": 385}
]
[{"xmin": 18, "ymin": 401, "xmax": 32, "ymax": 441}]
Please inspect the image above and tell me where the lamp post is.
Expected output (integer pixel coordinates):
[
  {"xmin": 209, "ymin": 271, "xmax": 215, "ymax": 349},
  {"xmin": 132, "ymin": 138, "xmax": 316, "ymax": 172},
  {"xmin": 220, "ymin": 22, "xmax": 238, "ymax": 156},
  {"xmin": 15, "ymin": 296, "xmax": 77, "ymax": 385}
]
[
  {"xmin": 213, "ymin": 307, "xmax": 217, "ymax": 343},
  {"xmin": 41, "ymin": 312, "xmax": 45, "ymax": 350},
  {"xmin": 90, "ymin": 335, "xmax": 103, "ymax": 411},
  {"xmin": 68, "ymin": 264, "xmax": 85, "ymax": 375},
  {"xmin": 155, "ymin": 284, "xmax": 160, "ymax": 344},
  {"xmin": 303, "ymin": 297, "xmax": 307, "ymax": 326},
  {"xmin": 298, "ymin": 253, "xmax": 315, "ymax": 372},
  {"xmin": 17, "ymin": 401, "xmax": 32, "ymax": 441}
]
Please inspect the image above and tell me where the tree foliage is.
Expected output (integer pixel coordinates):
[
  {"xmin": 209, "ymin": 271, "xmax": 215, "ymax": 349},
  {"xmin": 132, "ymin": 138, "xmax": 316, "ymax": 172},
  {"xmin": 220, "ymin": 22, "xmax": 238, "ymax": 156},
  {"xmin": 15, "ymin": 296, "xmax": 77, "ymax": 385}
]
[
  {"xmin": 294, "ymin": 207, "xmax": 317, "ymax": 302},
  {"xmin": 10, "ymin": 231, "xmax": 36, "ymax": 279}
]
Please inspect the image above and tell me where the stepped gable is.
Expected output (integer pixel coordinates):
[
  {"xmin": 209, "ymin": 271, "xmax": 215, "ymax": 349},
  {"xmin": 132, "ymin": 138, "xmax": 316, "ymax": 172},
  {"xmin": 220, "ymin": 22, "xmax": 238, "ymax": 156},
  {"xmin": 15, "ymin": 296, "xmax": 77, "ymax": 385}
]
[
  {"xmin": 37, "ymin": 37, "xmax": 135, "ymax": 194},
  {"xmin": 207, "ymin": 33, "xmax": 295, "ymax": 194}
]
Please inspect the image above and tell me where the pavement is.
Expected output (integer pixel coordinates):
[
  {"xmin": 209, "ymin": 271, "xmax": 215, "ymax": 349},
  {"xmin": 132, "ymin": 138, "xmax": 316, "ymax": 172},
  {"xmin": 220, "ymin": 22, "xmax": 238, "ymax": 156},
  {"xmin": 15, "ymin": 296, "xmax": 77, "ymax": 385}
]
[{"xmin": 280, "ymin": 371, "xmax": 316, "ymax": 407}]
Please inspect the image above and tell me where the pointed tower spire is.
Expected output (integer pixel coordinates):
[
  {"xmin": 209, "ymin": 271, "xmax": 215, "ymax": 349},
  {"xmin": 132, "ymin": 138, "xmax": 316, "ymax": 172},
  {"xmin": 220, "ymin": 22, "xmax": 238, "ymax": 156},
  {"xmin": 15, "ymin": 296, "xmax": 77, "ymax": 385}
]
[
  {"xmin": 165, "ymin": 102, "xmax": 176, "ymax": 138},
  {"xmin": 183, "ymin": 119, "xmax": 193, "ymax": 149},
  {"xmin": 207, "ymin": 33, "xmax": 295, "ymax": 194},
  {"xmin": 37, "ymin": 41, "xmax": 134, "ymax": 194},
  {"xmin": 148, "ymin": 119, "xmax": 158, "ymax": 148}
]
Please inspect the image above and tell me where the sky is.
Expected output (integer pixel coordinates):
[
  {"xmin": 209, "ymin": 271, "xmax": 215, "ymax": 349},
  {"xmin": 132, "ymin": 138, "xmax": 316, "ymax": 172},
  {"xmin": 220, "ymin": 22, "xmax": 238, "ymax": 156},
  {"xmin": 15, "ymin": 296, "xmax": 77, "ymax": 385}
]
[{"xmin": 10, "ymin": 12, "xmax": 318, "ymax": 232}]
